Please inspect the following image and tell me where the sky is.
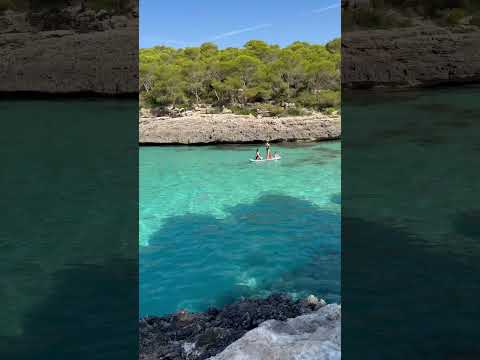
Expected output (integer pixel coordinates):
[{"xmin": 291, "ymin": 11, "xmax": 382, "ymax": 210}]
[{"xmin": 140, "ymin": 0, "xmax": 341, "ymax": 49}]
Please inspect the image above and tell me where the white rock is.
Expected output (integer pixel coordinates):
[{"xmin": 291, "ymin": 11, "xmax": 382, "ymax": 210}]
[
  {"xmin": 306, "ymin": 294, "xmax": 319, "ymax": 306},
  {"xmin": 208, "ymin": 304, "xmax": 341, "ymax": 360}
]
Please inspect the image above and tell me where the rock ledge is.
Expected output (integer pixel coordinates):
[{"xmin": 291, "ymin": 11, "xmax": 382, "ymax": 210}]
[
  {"xmin": 208, "ymin": 303, "xmax": 341, "ymax": 360},
  {"xmin": 139, "ymin": 113, "xmax": 341, "ymax": 144},
  {"xmin": 139, "ymin": 294, "xmax": 334, "ymax": 360}
]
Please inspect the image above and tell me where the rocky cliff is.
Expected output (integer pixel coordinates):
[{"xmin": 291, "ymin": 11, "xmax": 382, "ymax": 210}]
[
  {"xmin": 139, "ymin": 294, "xmax": 335, "ymax": 360},
  {"xmin": 139, "ymin": 112, "xmax": 341, "ymax": 144},
  {"xmin": 342, "ymin": 25, "xmax": 480, "ymax": 88},
  {"xmin": 208, "ymin": 304, "xmax": 341, "ymax": 360},
  {"xmin": 0, "ymin": 8, "xmax": 138, "ymax": 94}
]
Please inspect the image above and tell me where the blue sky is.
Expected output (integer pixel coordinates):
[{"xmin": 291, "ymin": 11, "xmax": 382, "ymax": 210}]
[{"xmin": 140, "ymin": 0, "xmax": 341, "ymax": 49}]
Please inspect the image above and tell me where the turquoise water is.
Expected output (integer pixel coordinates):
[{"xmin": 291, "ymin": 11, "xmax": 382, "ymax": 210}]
[{"xmin": 140, "ymin": 142, "xmax": 341, "ymax": 316}]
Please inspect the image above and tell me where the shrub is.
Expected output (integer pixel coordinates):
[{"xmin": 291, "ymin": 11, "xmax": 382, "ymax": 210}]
[
  {"xmin": 296, "ymin": 92, "xmax": 317, "ymax": 109},
  {"xmin": 297, "ymin": 90, "xmax": 340, "ymax": 111},
  {"xmin": 446, "ymin": 8, "xmax": 466, "ymax": 25},
  {"xmin": 231, "ymin": 105, "xmax": 254, "ymax": 116},
  {"xmin": 325, "ymin": 38, "xmax": 340, "ymax": 54},
  {"xmin": 29, "ymin": 0, "xmax": 68, "ymax": 10},
  {"xmin": 207, "ymin": 106, "xmax": 223, "ymax": 114},
  {"xmin": 0, "ymin": 0, "xmax": 13, "ymax": 12},
  {"xmin": 317, "ymin": 90, "xmax": 340, "ymax": 110},
  {"xmin": 281, "ymin": 107, "xmax": 305, "ymax": 117},
  {"xmin": 257, "ymin": 103, "xmax": 284, "ymax": 116},
  {"xmin": 371, "ymin": 0, "xmax": 385, "ymax": 8},
  {"xmin": 230, "ymin": 104, "xmax": 304, "ymax": 117},
  {"xmin": 86, "ymin": 0, "xmax": 133, "ymax": 13},
  {"xmin": 324, "ymin": 107, "xmax": 338, "ymax": 115},
  {"xmin": 344, "ymin": 5, "xmax": 415, "ymax": 30}
]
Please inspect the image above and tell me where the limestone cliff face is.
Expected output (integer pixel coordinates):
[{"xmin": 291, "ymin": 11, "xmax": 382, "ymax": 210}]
[
  {"xmin": 139, "ymin": 112, "xmax": 341, "ymax": 144},
  {"xmin": 0, "ymin": 9, "xmax": 138, "ymax": 94},
  {"xmin": 342, "ymin": 26, "xmax": 480, "ymax": 88}
]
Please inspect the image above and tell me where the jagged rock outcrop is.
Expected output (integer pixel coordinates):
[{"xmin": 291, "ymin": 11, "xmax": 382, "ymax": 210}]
[
  {"xmin": 0, "ymin": 9, "xmax": 138, "ymax": 94},
  {"xmin": 139, "ymin": 294, "xmax": 330, "ymax": 360},
  {"xmin": 208, "ymin": 304, "xmax": 341, "ymax": 360},
  {"xmin": 342, "ymin": 25, "xmax": 480, "ymax": 88},
  {"xmin": 139, "ymin": 112, "xmax": 341, "ymax": 144}
]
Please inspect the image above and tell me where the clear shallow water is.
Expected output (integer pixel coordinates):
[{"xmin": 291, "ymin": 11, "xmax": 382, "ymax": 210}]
[{"xmin": 140, "ymin": 142, "xmax": 340, "ymax": 316}]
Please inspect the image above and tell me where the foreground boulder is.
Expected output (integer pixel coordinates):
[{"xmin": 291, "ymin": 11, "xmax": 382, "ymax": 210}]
[
  {"xmin": 139, "ymin": 294, "xmax": 329, "ymax": 360},
  {"xmin": 208, "ymin": 304, "xmax": 341, "ymax": 360}
]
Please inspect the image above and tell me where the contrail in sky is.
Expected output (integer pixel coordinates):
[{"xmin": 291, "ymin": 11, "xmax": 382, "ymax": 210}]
[
  {"xmin": 312, "ymin": 3, "xmax": 341, "ymax": 14},
  {"xmin": 210, "ymin": 23, "xmax": 273, "ymax": 41},
  {"xmin": 158, "ymin": 3, "xmax": 338, "ymax": 46}
]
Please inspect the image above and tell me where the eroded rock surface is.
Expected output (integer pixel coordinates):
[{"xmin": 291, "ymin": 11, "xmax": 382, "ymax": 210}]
[
  {"xmin": 139, "ymin": 294, "xmax": 330, "ymax": 360},
  {"xmin": 343, "ymin": 25, "xmax": 480, "ymax": 88},
  {"xmin": 208, "ymin": 304, "xmax": 341, "ymax": 360},
  {"xmin": 139, "ymin": 112, "xmax": 341, "ymax": 144},
  {"xmin": 0, "ymin": 9, "xmax": 138, "ymax": 94}
]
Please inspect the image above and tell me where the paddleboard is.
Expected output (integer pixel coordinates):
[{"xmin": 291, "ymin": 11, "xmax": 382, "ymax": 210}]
[{"xmin": 249, "ymin": 156, "xmax": 281, "ymax": 162}]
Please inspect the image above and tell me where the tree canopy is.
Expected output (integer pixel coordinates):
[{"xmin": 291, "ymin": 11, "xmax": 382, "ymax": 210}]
[
  {"xmin": 0, "ymin": 0, "xmax": 136, "ymax": 13},
  {"xmin": 343, "ymin": 0, "xmax": 480, "ymax": 29},
  {"xmin": 140, "ymin": 39, "xmax": 340, "ymax": 115}
]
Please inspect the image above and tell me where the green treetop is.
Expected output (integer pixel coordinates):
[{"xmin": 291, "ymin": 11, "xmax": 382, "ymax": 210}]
[{"xmin": 140, "ymin": 39, "xmax": 341, "ymax": 115}]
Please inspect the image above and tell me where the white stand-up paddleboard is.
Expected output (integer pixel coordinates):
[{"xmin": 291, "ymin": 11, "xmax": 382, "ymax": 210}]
[{"xmin": 249, "ymin": 156, "xmax": 282, "ymax": 162}]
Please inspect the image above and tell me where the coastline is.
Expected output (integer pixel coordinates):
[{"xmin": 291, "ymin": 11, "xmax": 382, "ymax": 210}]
[
  {"xmin": 139, "ymin": 293, "xmax": 340, "ymax": 360},
  {"xmin": 139, "ymin": 112, "xmax": 341, "ymax": 145}
]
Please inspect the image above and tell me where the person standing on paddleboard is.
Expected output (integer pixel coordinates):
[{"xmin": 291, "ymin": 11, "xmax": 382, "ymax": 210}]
[{"xmin": 265, "ymin": 140, "xmax": 272, "ymax": 160}]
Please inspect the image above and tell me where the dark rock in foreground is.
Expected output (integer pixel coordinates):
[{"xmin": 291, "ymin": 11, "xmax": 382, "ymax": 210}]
[
  {"xmin": 210, "ymin": 303, "xmax": 340, "ymax": 360},
  {"xmin": 139, "ymin": 294, "xmax": 327, "ymax": 360}
]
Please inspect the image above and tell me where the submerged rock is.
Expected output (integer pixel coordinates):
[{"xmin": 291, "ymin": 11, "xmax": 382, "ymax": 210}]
[
  {"xmin": 139, "ymin": 294, "xmax": 331, "ymax": 360},
  {"xmin": 208, "ymin": 304, "xmax": 341, "ymax": 360}
]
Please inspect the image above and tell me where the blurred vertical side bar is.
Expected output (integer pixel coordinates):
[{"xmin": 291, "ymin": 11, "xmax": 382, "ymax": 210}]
[
  {"xmin": 0, "ymin": 1, "xmax": 139, "ymax": 359},
  {"xmin": 342, "ymin": 1, "xmax": 480, "ymax": 359}
]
